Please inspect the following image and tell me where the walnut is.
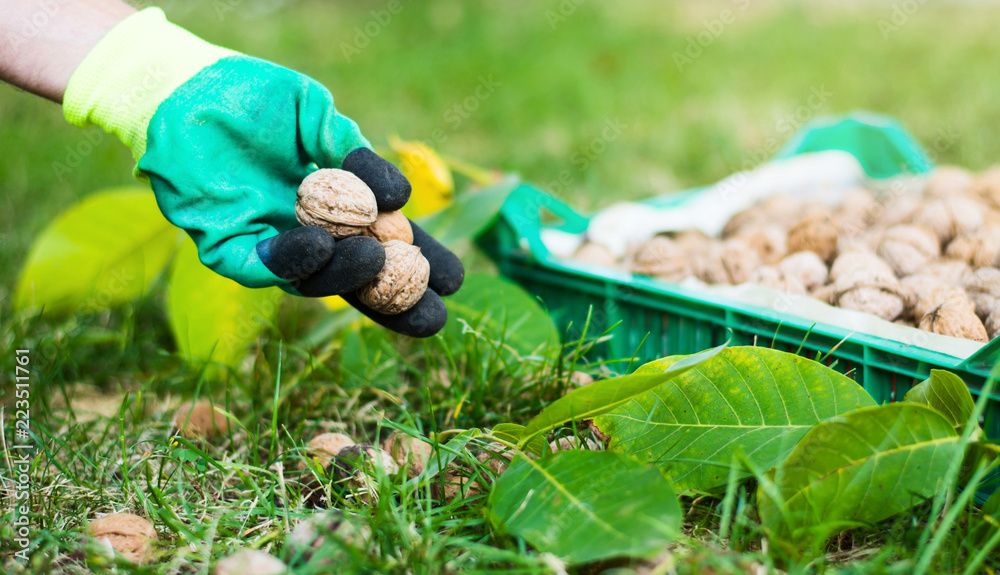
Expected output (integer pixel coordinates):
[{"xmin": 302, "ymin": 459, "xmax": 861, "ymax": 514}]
[
  {"xmin": 829, "ymin": 251, "xmax": 893, "ymax": 283},
  {"xmin": 296, "ymin": 169, "xmax": 378, "ymax": 238},
  {"xmin": 832, "ymin": 268, "xmax": 904, "ymax": 321},
  {"xmin": 573, "ymin": 241, "xmax": 618, "ymax": 268},
  {"xmin": 569, "ymin": 371, "xmax": 595, "ymax": 386},
  {"xmin": 969, "ymin": 166, "xmax": 1000, "ymax": 209},
  {"xmin": 357, "ymin": 240, "xmax": 430, "ymax": 314},
  {"xmin": 631, "ymin": 236, "xmax": 690, "ymax": 281},
  {"xmin": 298, "ymin": 432, "xmax": 355, "ymax": 470},
  {"xmin": 962, "ymin": 267, "xmax": 1000, "ymax": 319},
  {"xmin": 777, "ymin": 251, "xmax": 829, "ymax": 291},
  {"xmin": 899, "ymin": 275, "xmax": 949, "ymax": 319},
  {"xmin": 673, "ymin": 230, "xmax": 712, "ymax": 252},
  {"xmin": 810, "ymin": 283, "xmax": 836, "ymax": 305},
  {"xmin": 945, "ymin": 226, "xmax": 1000, "ymax": 268},
  {"xmin": 760, "ymin": 194, "xmax": 807, "ymax": 226},
  {"xmin": 287, "ymin": 510, "xmax": 370, "ymax": 567},
  {"xmin": 172, "ymin": 400, "xmax": 230, "ymax": 440},
  {"xmin": 918, "ymin": 300, "xmax": 989, "ymax": 342},
  {"xmin": 364, "ymin": 210, "xmax": 413, "ymax": 244},
  {"xmin": 329, "ymin": 444, "xmax": 400, "ymax": 504},
  {"xmin": 549, "ymin": 436, "xmax": 603, "ymax": 452},
  {"xmin": 912, "ymin": 197, "xmax": 985, "ymax": 245},
  {"xmin": 913, "ymin": 283, "xmax": 974, "ymax": 322},
  {"xmin": 214, "ymin": 550, "xmax": 287, "ymax": 575},
  {"xmin": 925, "ymin": 258, "xmax": 973, "ymax": 284},
  {"xmin": 735, "ymin": 225, "xmax": 787, "ymax": 264},
  {"xmin": 876, "ymin": 225, "xmax": 941, "ymax": 277},
  {"xmin": 985, "ymin": 302, "xmax": 1000, "ymax": 340},
  {"xmin": 381, "ymin": 431, "xmax": 433, "ymax": 478},
  {"xmin": 433, "ymin": 462, "xmax": 483, "ymax": 504},
  {"xmin": 877, "ymin": 194, "xmax": 922, "ymax": 228},
  {"xmin": 694, "ymin": 239, "xmax": 760, "ymax": 285},
  {"xmin": 746, "ymin": 266, "xmax": 806, "ymax": 295},
  {"xmin": 787, "ymin": 211, "xmax": 838, "ymax": 262},
  {"xmin": 834, "ymin": 187, "xmax": 879, "ymax": 232},
  {"xmin": 88, "ymin": 513, "xmax": 157, "ymax": 564},
  {"xmin": 924, "ymin": 166, "xmax": 973, "ymax": 198}
]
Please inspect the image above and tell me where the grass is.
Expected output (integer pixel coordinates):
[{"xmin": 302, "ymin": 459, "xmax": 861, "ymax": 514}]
[{"xmin": 5, "ymin": 0, "xmax": 1000, "ymax": 573}]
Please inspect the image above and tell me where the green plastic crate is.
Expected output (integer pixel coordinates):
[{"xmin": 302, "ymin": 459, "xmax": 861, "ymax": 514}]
[{"xmin": 479, "ymin": 112, "xmax": 1000, "ymax": 438}]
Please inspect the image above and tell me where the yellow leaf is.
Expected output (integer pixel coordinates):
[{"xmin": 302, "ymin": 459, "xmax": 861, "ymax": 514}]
[{"xmin": 390, "ymin": 136, "xmax": 454, "ymax": 218}]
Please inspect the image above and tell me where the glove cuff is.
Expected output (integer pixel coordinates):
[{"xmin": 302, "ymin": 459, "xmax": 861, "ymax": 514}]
[{"xmin": 63, "ymin": 7, "xmax": 236, "ymax": 162}]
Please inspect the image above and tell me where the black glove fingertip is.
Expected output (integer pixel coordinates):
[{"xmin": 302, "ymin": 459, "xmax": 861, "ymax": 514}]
[
  {"xmin": 342, "ymin": 290, "xmax": 447, "ymax": 338},
  {"xmin": 411, "ymin": 221, "xmax": 465, "ymax": 296},
  {"xmin": 296, "ymin": 236, "xmax": 386, "ymax": 296},
  {"xmin": 342, "ymin": 147, "xmax": 411, "ymax": 211},
  {"xmin": 257, "ymin": 226, "xmax": 336, "ymax": 281}
]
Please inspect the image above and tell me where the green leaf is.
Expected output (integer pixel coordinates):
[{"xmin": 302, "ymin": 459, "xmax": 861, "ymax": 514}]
[
  {"xmin": 521, "ymin": 343, "xmax": 728, "ymax": 447},
  {"xmin": 444, "ymin": 273, "xmax": 558, "ymax": 358},
  {"xmin": 15, "ymin": 188, "xmax": 179, "ymax": 314},
  {"xmin": 167, "ymin": 239, "xmax": 283, "ymax": 368},
  {"xmin": 490, "ymin": 423, "xmax": 548, "ymax": 458},
  {"xmin": 489, "ymin": 450, "xmax": 681, "ymax": 564},
  {"xmin": 903, "ymin": 370, "xmax": 975, "ymax": 428},
  {"xmin": 592, "ymin": 347, "xmax": 876, "ymax": 493},
  {"xmin": 758, "ymin": 403, "xmax": 961, "ymax": 546},
  {"xmin": 417, "ymin": 175, "xmax": 519, "ymax": 247}
]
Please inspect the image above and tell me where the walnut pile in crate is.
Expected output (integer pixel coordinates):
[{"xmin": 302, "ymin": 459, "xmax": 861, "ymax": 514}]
[{"xmin": 568, "ymin": 165, "xmax": 1000, "ymax": 343}]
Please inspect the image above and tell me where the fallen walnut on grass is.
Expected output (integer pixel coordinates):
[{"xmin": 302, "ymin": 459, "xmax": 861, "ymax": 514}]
[
  {"xmin": 172, "ymin": 400, "xmax": 230, "ymax": 440},
  {"xmin": 87, "ymin": 513, "xmax": 157, "ymax": 565},
  {"xmin": 287, "ymin": 510, "xmax": 371, "ymax": 567},
  {"xmin": 298, "ymin": 432, "xmax": 355, "ymax": 470},
  {"xmin": 329, "ymin": 444, "xmax": 400, "ymax": 505},
  {"xmin": 214, "ymin": 550, "xmax": 287, "ymax": 575},
  {"xmin": 381, "ymin": 431, "xmax": 433, "ymax": 478}
]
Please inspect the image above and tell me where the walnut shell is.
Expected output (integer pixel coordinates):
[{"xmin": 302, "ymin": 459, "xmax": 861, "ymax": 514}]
[
  {"xmin": 357, "ymin": 240, "xmax": 430, "ymax": 315},
  {"xmin": 877, "ymin": 194, "xmax": 923, "ymax": 228},
  {"xmin": 913, "ymin": 283, "xmax": 974, "ymax": 322},
  {"xmin": 381, "ymin": 431, "xmax": 433, "ymax": 478},
  {"xmin": 433, "ymin": 462, "xmax": 483, "ymax": 504},
  {"xmin": 298, "ymin": 432, "xmax": 355, "ymax": 470},
  {"xmin": 834, "ymin": 187, "xmax": 879, "ymax": 232},
  {"xmin": 569, "ymin": 371, "xmax": 595, "ymax": 386},
  {"xmin": 746, "ymin": 266, "xmax": 806, "ymax": 295},
  {"xmin": 810, "ymin": 283, "xmax": 837, "ymax": 305},
  {"xmin": 365, "ymin": 210, "xmax": 413, "ymax": 244},
  {"xmin": 876, "ymin": 225, "xmax": 941, "ymax": 277},
  {"xmin": 962, "ymin": 267, "xmax": 1000, "ymax": 319},
  {"xmin": 833, "ymin": 268, "xmax": 904, "ymax": 321},
  {"xmin": 172, "ymin": 400, "xmax": 230, "ymax": 440},
  {"xmin": 969, "ymin": 166, "xmax": 1000, "ymax": 210},
  {"xmin": 296, "ymin": 169, "xmax": 378, "ymax": 238},
  {"xmin": 899, "ymin": 275, "xmax": 949, "ymax": 319},
  {"xmin": 829, "ymin": 251, "xmax": 893, "ymax": 283},
  {"xmin": 925, "ymin": 258, "xmax": 973, "ymax": 284},
  {"xmin": 985, "ymin": 302, "xmax": 1000, "ymax": 340},
  {"xmin": 919, "ymin": 300, "xmax": 989, "ymax": 342},
  {"xmin": 573, "ymin": 241, "xmax": 618, "ymax": 268},
  {"xmin": 777, "ymin": 251, "xmax": 829, "ymax": 291},
  {"xmin": 673, "ymin": 230, "xmax": 712, "ymax": 252},
  {"xmin": 735, "ymin": 225, "xmax": 787, "ymax": 264},
  {"xmin": 287, "ymin": 510, "xmax": 370, "ymax": 566},
  {"xmin": 329, "ymin": 444, "xmax": 400, "ymax": 504},
  {"xmin": 912, "ymin": 197, "xmax": 985, "ymax": 245},
  {"xmin": 476, "ymin": 442, "xmax": 515, "ymax": 476},
  {"xmin": 88, "ymin": 513, "xmax": 157, "ymax": 564},
  {"xmin": 549, "ymin": 436, "xmax": 603, "ymax": 452},
  {"xmin": 632, "ymin": 236, "xmax": 690, "ymax": 281},
  {"xmin": 694, "ymin": 239, "xmax": 760, "ymax": 285},
  {"xmin": 924, "ymin": 166, "xmax": 973, "ymax": 198},
  {"xmin": 787, "ymin": 212, "xmax": 838, "ymax": 262},
  {"xmin": 214, "ymin": 550, "xmax": 287, "ymax": 575},
  {"xmin": 945, "ymin": 226, "xmax": 1000, "ymax": 268}
]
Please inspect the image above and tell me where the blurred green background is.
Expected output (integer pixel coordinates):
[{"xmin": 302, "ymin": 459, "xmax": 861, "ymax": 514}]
[{"xmin": 4, "ymin": 0, "xmax": 1000, "ymax": 291}]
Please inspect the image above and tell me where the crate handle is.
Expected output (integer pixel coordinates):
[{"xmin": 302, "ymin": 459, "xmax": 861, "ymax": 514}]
[
  {"xmin": 499, "ymin": 184, "xmax": 590, "ymax": 260},
  {"xmin": 961, "ymin": 336, "xmax": 1000, "ymax": 372}
]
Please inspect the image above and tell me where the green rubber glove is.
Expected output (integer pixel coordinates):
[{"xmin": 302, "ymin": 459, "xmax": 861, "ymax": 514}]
[{"xmin": 63, "ymin": 8, "xmax": 463, "ymax": 337}]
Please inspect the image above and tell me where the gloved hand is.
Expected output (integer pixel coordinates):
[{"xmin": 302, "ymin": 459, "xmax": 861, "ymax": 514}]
[{"xmin": 62, "ymin": 8, "xmax": 462, "ymax": 337}]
